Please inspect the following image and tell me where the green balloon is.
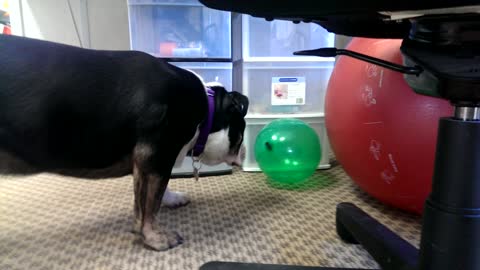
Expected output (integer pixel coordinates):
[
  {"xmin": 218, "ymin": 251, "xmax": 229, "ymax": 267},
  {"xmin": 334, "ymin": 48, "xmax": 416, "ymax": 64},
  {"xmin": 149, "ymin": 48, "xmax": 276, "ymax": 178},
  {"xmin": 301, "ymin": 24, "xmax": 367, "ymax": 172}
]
[{"xmin": 254, "ymin": 118, "xmax": 322, "ymax": 184}]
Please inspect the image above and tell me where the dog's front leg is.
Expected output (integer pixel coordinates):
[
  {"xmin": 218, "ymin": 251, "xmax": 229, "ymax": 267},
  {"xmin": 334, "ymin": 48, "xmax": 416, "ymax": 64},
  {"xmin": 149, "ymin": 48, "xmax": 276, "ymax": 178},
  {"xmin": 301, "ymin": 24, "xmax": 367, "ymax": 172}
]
[{"xmin": 132, "ymin": 144, "xmax": 183, "ymax": 251}]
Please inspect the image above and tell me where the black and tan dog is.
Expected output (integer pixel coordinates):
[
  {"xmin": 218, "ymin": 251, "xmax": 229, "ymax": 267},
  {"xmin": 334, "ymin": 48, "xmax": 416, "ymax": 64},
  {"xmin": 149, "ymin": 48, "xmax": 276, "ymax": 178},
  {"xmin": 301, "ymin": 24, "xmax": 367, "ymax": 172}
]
[{"xmin": 0, "ymin": 34, "xmax": 249, "ymax": 250}]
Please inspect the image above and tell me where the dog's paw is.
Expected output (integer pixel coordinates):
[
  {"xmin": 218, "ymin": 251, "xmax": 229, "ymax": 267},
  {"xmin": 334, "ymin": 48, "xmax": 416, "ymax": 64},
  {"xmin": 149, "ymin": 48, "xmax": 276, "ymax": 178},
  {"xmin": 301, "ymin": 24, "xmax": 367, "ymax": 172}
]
[
  {"xmin": 142, "ymin": 227, "xmax": 184, "ymax": 251},
  {"xmin": 162, "ymin": 189, "xmax": 190, "ymax": 208}
]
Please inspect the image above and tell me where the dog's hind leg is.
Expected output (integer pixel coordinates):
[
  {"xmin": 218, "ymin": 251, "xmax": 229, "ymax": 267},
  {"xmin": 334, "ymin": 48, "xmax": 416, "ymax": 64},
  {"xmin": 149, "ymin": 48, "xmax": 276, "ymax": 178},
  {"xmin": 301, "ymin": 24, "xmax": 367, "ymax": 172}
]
[
  {"xmin": 132, "ymin": 162, "xmax": 144, "ymax": 234},
  {"xmin": 132, "ymin": 141, "xmax": 185, "ymax": 251}
]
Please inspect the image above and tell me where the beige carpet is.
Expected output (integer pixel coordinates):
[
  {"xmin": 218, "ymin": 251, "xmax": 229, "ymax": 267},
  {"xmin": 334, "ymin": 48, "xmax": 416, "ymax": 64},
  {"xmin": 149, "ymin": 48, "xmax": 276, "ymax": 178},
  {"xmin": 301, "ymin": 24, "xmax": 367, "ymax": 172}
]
[{"xmin": 0, "ymin": 161, "xmax": 422, "ymax": 270}]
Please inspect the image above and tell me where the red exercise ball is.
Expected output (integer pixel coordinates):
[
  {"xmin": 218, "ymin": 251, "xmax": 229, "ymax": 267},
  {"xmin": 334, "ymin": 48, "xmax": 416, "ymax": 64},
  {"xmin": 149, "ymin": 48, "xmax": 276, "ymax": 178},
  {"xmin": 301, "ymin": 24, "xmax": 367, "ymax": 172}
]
[{"xmin": 325, "ymin": 38, "xmax": 454, "ymax": 214}]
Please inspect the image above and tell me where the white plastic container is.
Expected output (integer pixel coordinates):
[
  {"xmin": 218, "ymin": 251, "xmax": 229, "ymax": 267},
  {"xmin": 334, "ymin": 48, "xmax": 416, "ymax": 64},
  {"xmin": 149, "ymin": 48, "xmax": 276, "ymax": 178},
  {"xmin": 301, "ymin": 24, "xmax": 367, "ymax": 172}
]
[
  {"xmin": 172, "ymin": 62, "xmax": 233, "ymax": 91},
  {"xmin": 234, "ymin": 61, "xmax": 334, "ymax": 115},
  {"xmin": 128, "ymin": 0, "xmax": 231, "ymax": 58},
  {"xmin": 240, "ymin": 15, "xmax": 335, "ymax": 61},
  {"xmin": 242, "ymin": 114, "xmax": 331, "ymax": 172}
]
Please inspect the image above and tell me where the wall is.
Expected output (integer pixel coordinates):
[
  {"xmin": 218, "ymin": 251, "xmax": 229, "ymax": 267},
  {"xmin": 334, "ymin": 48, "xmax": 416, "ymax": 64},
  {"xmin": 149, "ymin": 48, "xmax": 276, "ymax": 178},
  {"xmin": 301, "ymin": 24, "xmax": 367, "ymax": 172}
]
[
  {"xmin": 87, "ymin": 0, "xmax": 130, "ymax": 50},
  {"xmin": 10, "ymin": 0, "xmax": 130, "ymax": 50}
]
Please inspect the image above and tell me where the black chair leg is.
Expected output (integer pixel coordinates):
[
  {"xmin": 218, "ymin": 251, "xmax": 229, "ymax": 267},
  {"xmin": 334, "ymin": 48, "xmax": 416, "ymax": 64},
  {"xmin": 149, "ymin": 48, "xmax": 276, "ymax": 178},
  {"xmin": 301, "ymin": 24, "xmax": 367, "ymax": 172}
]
[{"xmin": 336, "ymin": 203, "xmax": 417, "ymax": 270}]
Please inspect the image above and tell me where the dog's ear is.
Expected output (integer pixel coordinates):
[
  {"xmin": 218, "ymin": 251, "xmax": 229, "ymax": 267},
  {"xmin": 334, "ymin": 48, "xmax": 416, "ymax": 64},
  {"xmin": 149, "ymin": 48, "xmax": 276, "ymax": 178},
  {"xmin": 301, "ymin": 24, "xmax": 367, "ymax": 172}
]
[
  {"xmin": 228, "ymin": 91, "xmax": 249, "ymax": 117},
  {"xmin": 208, "ymin": 86, "xmax": 249, "ymax": 133}
]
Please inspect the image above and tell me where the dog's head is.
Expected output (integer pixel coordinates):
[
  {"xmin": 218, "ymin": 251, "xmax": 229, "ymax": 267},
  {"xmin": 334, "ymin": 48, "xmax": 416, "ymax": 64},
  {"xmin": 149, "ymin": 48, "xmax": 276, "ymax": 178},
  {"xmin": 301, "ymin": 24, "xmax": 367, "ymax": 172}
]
[{"xmin": 199, "ymin": 82, "xmax": 249, "ymax": 167}]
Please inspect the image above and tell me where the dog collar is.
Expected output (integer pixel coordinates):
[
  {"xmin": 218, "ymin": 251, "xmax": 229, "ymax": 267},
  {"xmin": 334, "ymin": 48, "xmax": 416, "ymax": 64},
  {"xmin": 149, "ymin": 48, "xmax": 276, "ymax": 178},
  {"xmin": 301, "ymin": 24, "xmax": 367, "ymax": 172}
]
[{"xmin": 192, "ymin": 88, "xmax": 215, "ymax": 157}]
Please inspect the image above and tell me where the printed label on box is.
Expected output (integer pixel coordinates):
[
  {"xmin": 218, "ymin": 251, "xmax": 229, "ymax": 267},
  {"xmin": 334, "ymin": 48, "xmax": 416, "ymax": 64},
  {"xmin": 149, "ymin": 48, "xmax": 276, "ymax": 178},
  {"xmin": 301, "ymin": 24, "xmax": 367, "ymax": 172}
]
[{"xmin": 271, "ymin": 77, "xmax": 306, "ymax": 106}]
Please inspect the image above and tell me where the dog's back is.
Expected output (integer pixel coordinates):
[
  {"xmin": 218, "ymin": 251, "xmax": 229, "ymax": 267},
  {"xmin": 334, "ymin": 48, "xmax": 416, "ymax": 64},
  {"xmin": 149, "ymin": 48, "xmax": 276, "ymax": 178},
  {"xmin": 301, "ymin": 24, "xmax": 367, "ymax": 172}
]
[{"xmin": 0, "ymin": 35, "xmax": 207, "ymax": 175}]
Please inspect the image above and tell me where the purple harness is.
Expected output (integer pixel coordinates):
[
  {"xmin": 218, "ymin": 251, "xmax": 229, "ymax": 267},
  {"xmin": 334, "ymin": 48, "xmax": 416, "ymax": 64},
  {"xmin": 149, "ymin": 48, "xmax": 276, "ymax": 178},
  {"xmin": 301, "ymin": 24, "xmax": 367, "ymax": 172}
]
[{"xmin": 192, "ymin": 88, "xmax": 215, "ymax": 157}]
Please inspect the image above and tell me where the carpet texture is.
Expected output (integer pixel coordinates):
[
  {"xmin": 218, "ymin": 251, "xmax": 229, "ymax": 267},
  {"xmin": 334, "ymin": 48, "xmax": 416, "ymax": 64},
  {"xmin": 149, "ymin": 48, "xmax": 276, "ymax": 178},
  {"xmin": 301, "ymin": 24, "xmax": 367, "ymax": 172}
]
[{"xmin": 0, "ymin": 162, "xmax": 422, "ymax": 270}]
